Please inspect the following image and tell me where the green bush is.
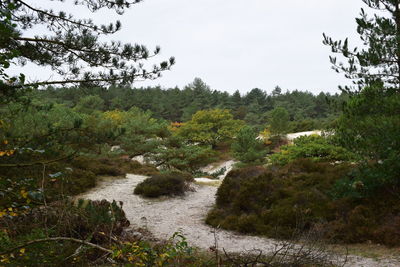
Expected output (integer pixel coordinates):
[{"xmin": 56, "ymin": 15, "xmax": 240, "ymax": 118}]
[
  {"xmin": 134, "ymin": 173, "xmax": 190, "ymax": 198},
  {"xmin": 269, "ymin": 135, "xmax": 358, "ymax": 165}
]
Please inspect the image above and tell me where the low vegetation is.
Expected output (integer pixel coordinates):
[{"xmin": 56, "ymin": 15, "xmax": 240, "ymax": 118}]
[
  {"xmin": 268, "ymin": 135, "xmax": 358, "ymax": 165},
  {"xmin": 207, "ymin": 160, "xmax": 400, "ymax": 246},
  {"xmin": 134, "ymin": 172, "xmax": 193, "ymax": 198}
]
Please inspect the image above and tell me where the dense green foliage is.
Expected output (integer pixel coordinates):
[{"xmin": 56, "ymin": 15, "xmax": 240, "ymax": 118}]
[
  {"xmin": 332, "ymin": 86, "xmax": 400, "ymax": 197},
  {"xmin": 268, "ymin": 107, "xmax": 290, "ymax": 135},
  {"xmin": 134, "ymin": 173, "xmax": 191, "ymax": 198},
  {"xmin": 151, "ymin": 136, "xmax": 217, "ymax": 172},
  {"xmin": 269, "ymin": 135, "xmax": 358, "ymax": 165},
  {"xmin": 231, "ymin": 126, "xmax": 267, "ymax": 164},
  {"xmin": 175, "ymin": 109, "xmax": 244, "ymax": 147},
  {"xmin": 207, "ymin": 0, "xmax": 400, "ymax": 248}
]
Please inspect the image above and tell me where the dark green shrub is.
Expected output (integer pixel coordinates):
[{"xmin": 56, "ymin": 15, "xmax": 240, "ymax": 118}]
[
  {"xmin": 207, "ymin": 160, "xmax": 351, "ymax": 239},
  {"xmin": 163, "ymin": 170, "xmax": 194, "ymax": 182},
  {"xmin": 134, "ymin": 173, "xmax": 190, "ymax": 198}
]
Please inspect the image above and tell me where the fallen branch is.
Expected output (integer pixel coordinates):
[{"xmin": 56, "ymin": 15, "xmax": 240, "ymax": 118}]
[{"xmin": 0, "ymin": 237, "xmax": 112, "ymax": 256}]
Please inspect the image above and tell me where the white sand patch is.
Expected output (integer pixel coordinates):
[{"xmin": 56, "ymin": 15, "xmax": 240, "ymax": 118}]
[
  {"xmin": 200, "ymin": 160, "xmax": 236, "ymax": 180},
  {"xmin": 286, "ymin": 130, "xmax": 322, "ymax": 142},
  {"xmin": 194, "ymin": 177, "xmax": 218, "ymax": 183},
  {"xmin": 131, "ymin": 155, "xmax": 146, "ymax": 164}
]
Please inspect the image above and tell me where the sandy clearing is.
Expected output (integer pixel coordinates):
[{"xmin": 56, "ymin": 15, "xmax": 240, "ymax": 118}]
[
  {"xmin": 80, "ymin": 174, "xmax": 400, "ymax": 267},
  {"xmin": 200, "ymin": 160, "xmax": 237, "ymax": 180},
  {"xmin": 286, "ymin": 130, "xmax": 322, "ymax": 142}
]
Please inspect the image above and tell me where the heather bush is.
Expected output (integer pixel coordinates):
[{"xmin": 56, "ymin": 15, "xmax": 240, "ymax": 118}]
[
  {"xmin": 207, "ymin": 159, "xmax": 400, "ymax": 246},
  {"xmin": 134, "ymin": 173, "xmax": 190, "ymax": 198}
]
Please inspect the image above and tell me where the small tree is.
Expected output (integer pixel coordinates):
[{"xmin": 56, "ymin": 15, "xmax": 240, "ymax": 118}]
[
  {"xmin": 231, "ymin": 126, "xmax": 267, "ymax": 164},
  {"xmin": 150, "ymin": 136, "xmax": 216, "ymax": 173},
  {"xmin": 268, "ymin": 107, "xmax": 290, "ymax": 136},
  {"xmin": 176, "ymin": 109, "xmax": 244, "ymax": 147}
]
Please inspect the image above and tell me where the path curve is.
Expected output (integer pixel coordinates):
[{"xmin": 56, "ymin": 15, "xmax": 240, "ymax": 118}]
[{"xmin": 80, "ymin": 174, "xmax": 400, "ymax": 267}]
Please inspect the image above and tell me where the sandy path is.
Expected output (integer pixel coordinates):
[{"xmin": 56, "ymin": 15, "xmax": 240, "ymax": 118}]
[{"xmin": 80, "ymin": 174, "xmax": 400, "ymax": 267}]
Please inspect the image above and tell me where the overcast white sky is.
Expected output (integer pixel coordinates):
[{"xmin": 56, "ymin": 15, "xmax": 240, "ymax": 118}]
[{"xmin": 12, "ymin": 0, "xmax": 366, "ymax": 94}]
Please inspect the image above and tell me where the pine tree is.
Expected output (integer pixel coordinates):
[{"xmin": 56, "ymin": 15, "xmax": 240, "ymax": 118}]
[
  {"xmin": 231, "ymin": 126, "xmax": 267, "ymax": 164},
  {"xmin": 0, "ymin": 0, "xmax": 175, "ymax": 100},
  {"xmin": 323, "ymin": 0, "xmax": 400, "ymax": 92},
  {"xmin": 324, "ymin": 0, "xmax": 400, "ymax": 193}
]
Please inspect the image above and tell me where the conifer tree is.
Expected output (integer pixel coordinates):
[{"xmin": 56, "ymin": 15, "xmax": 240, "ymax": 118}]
[
  {"xmin": 0, "ymin": 0, "xmax": 175, "ymax": 100},
  {"xmin": 324, "ymin": 0, "xmax": 400, "ymax": 193},
  {"xmin": 323, "ymin": 0, "xmax": 400, "ymax": 92}
]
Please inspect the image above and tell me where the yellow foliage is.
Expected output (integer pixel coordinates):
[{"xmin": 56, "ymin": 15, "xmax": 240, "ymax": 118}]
[
  {"xmin": 168, "ymin": 122, "xmax": 184, "ymax": 132},
  {"xmin": 20, "ymin": 190, "xmax": 28, "ymax": 199},
  {"xmin": 259, "ymin": 128, "xmax": 272, "ymax": 145},
  {"xmin": 103, "ymin": 110, "xmax": 126, "ymax": 125},
  {"xmin": 0, "ymin": 149, "xmax": 15, "ymax": 157},
  {"xmin": 1, "ymin": 255, "xmax": 10, "ymax": 263}
]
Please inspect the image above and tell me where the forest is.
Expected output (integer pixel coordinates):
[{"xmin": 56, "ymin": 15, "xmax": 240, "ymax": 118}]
[
  {"xmin": 36, "ymin": 80, "xmax": 345, "ymax": 131},
  {"xmin": 1, "ymin": 0, "xmax": 400, "ymax": 266}
]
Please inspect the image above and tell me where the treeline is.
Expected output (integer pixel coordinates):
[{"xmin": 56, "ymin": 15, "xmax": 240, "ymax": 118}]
[{"xmin": 36, "ymin": 78, "xmax": 347, "ymax": 131}]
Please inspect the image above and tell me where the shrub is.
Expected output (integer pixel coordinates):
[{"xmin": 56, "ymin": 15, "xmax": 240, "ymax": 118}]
[
  {"xmin": 269, "ymin": 135, "xmax": 358, "ymax": 165},
  {"xmin": 134, "ymin": 173, "xmax": 190, "ymax": 198},
  {"xmin": 207, "ymin": 160, "xmax": 349, "ymax": 239}
]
